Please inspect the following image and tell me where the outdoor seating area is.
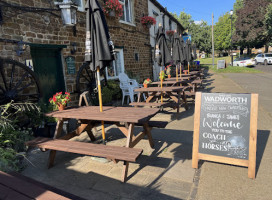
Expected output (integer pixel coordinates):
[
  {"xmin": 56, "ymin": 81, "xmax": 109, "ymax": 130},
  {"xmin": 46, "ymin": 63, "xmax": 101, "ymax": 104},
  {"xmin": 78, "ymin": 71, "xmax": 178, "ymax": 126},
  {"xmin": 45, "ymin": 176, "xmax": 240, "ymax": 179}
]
[{"xmin": 2, "ymin": 0, "xmax": 270, "ymax": 199}]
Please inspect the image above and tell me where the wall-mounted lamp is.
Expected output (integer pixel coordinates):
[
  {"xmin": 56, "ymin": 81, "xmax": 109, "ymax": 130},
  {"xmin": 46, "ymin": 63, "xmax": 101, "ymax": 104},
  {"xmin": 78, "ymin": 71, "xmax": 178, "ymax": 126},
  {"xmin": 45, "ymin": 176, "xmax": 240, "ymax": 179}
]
[
  {"xmin": 0, "ymin": 1, "xmax": 78, "ymax": 26},
  {"xmin": 55, "ymin": 0, "xmax": 78, "ymax": 26},
  {"xmin": 71, "ymin": 42, "xmax": 77, "ymax": 54},
  {"xmin": 16, "ymin": 40, "xmax": 27, "ymax": 56}
]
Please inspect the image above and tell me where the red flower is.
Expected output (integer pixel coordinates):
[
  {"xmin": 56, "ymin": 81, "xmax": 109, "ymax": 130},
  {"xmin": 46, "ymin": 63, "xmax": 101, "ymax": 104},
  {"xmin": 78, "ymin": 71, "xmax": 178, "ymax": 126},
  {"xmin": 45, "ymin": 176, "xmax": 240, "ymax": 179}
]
[{"xmin": 53, "ymin": 96, "xmax": 57, "ymax": 102}]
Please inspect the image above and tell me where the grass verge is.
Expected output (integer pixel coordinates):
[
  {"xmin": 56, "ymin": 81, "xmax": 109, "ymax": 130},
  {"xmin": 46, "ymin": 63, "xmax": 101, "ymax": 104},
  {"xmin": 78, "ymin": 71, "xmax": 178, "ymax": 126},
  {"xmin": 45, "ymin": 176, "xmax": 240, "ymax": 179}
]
[{"xmin": 202, "ymin": 64, "xmax": 262, "ymax": 73}]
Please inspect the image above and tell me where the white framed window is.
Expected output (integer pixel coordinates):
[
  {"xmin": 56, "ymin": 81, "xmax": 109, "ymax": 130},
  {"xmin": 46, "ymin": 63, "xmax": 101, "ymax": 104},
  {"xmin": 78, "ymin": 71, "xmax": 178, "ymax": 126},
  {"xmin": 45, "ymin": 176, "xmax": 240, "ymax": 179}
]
[
  {"xmin": 106, "ymin": 49, "xmax": 125, "ymax": 79},
  {"xmin": 119, "ymin": 0, "xmax": 133, "ymax": 23}
]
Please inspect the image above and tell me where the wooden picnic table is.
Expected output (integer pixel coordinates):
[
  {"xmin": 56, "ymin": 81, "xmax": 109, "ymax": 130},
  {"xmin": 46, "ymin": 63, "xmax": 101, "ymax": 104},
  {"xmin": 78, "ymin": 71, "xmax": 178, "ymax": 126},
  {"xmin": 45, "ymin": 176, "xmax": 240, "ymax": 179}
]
[
  {"xmin": 26, "ymin": 106, "xmax": 162, "ymax": 182},
  {"xmin": 150, "ymin": 79, "xmax": 187, "ymax": 87},
  {"xmin": 134, "ymin": 86, "xmax": 188, "ymax": 113}
]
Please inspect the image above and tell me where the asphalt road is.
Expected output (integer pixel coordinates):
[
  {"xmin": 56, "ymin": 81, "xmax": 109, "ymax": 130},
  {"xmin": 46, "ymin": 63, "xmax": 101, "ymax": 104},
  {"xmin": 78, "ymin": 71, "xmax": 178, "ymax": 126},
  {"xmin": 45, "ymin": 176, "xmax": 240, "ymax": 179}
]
[
  {"xmin": 253, "ymin": 63, "xmax": 272, "ymax": 73},
  {"xmin": 223, "ymin": 72, "xmax": 272, "ymax": 117}
]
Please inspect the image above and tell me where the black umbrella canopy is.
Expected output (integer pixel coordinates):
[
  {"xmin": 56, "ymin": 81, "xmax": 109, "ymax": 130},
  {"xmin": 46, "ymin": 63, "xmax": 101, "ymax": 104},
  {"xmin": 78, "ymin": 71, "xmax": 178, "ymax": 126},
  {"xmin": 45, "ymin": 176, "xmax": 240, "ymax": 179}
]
[
  {"xmin": 171, "ymin": 32, "xmax": 185, "ymax": 65},
  {"xmin": 185, "ymin": 39, "xmax": 193, "ymax": 63},
  {"xmin": 155, "ymin": 26, "xmax": 171, "ymax": 66},
  {"xmin": 192, "ymin": 43, "xmax": 197, "ymax": 60},
  {"xmin": 85, "ymin": 0, "xmax": 115, "ymax": 71}
]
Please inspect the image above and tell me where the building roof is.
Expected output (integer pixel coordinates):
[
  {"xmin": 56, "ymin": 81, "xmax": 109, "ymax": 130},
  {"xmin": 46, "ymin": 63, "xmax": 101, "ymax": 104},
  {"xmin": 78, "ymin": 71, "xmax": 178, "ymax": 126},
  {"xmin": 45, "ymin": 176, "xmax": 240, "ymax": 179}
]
[{"xmin": 149, "ymin": 0, "xmax": 184, "ymax": 32}]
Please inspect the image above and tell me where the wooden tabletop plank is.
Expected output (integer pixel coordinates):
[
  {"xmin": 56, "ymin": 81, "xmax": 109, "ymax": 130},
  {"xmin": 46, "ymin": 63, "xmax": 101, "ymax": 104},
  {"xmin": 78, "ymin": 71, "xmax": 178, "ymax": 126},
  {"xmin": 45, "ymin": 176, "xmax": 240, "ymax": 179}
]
[
  {"xmin": 0, "ymin": 171, "xmax": 72, "ymax": 200},
  {"xmin": 0, "ymin": 184, "xmax": 31, "ymax": 200},
  {"xmin": 46, "ymin": 107, "xmax": 159, "ymax": 123},
  {"xmin": 151, "ymin": 80, "xmax": 186, "ymax": 85},
  {"xmin": 134, "ymin": 86, "xmax": 185, "ymax": 92}
]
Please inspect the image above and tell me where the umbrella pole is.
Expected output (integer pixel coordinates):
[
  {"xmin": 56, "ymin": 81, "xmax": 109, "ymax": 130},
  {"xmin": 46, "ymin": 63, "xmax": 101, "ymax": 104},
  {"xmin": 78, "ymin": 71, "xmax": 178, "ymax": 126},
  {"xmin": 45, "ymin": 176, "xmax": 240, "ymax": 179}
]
[
  {"xmin": 97, "ymin": 67, "xmax": 106, "ymax": 145},
  {"xmin": 160, "ymin": 67, "xmax": 163, "ymax": 104},
  {"xmin": 188, "ymin": 62, "xmax": 190, "ymax": 74},
  {"xmin": 176, "ymin": 65, "xmax": 178, "ymax": 82}
]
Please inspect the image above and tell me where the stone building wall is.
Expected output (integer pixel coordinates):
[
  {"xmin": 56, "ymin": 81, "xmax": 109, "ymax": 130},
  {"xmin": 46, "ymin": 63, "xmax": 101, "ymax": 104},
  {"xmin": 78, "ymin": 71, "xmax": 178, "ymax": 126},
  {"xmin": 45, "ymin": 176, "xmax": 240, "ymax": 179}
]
[{"xmin": 0, "ymin": 0, "xmax": 152, "ymax": 105}]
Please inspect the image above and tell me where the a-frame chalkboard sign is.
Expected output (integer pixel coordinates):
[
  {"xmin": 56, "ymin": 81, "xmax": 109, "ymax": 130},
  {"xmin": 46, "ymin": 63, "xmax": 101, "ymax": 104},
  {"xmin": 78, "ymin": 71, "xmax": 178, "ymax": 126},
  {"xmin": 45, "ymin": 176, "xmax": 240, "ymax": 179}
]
[
  {"xmin": 192, "ymin": 92, "xmax": 258, "ymax": 179},
  {"xmin": 78, "ymin": 91, "xmax": 91, "ymax": 106}
]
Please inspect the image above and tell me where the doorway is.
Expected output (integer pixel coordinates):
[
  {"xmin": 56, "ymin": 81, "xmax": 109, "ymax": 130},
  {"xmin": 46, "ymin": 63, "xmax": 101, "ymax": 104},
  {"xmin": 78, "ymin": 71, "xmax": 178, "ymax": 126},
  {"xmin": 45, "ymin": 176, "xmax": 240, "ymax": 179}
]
[{"xmin": 30, "ymin": 44, "xmax": 66, "ymax": 104}]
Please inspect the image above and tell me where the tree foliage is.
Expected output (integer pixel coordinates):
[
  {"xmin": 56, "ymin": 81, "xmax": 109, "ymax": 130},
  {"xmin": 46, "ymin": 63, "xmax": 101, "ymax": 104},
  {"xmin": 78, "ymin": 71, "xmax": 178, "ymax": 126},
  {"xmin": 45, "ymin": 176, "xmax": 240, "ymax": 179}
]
[
  {"xmin": 214, "ymin": 13, "xmax": 232, "ymax": 51},
  {"xmin": 265, "ymin": 3, "xmax": 272, "ymax": 46},
  {"xmin": 234, "ymin": 0, "xmax": 271, "ymax": 49},
  {"xmin": 172, "ymin": 11, "xmax": 212, "ymax": 54},
  {"xmin": 172, "ymin": 11, "xmax": 194, "ymax": 31}
]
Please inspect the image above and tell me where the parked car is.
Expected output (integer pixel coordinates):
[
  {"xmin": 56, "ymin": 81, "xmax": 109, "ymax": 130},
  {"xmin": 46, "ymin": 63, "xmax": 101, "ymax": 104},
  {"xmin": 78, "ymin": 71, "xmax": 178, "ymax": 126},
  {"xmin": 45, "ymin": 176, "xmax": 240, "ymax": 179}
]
[
  {"xmin": 232, "ymin": 57, "xmax": 256, "ymax": 67},
  {"xmin": 254, "ymin": 53, "xmax": 272, "ymax": 65}
]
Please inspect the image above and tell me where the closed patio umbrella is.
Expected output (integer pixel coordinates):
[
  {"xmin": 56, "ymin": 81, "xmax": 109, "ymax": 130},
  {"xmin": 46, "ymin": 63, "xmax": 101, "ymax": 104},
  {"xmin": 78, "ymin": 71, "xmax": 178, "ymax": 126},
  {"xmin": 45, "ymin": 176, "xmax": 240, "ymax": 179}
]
[
  {"xmin": 155, "ymin": 26, "xmax": 171, "ymax": 103},
  {"xmin": 185, "ymin": 39, "xmax": 192, "ymax": 73},
  {"xmin": 85, "ymin": 0, "xmax": 115, "ymax": 144},
  {"xmin": 171, "ymin": 32, "xmax": 185, "ymax": 81}
]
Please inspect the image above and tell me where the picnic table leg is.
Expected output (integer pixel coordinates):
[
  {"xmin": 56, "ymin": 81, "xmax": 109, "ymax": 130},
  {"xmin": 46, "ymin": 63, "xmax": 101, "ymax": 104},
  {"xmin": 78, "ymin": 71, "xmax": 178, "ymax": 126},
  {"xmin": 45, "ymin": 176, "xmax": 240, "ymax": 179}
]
[
  {"xmin": 177, "ymin": 91, "xmax": 180, "ymax": 113},
  {"xmin": 143, "ymin": 123, "xmax": 154, "ymax": 148},
  {"xmin": 182, "ymin": 91, "xmax": 189, "ymax": 110},
  {"xmin": 48, "ymin": 119, "xmax": 64, "ymax": 168},
  {"xmin": 85, "ymin": 123, "xmax": 96, "ymax": 141},
  {"xmin": 122, "ymin": 123, "xmax": 134, "ymax": 182}
]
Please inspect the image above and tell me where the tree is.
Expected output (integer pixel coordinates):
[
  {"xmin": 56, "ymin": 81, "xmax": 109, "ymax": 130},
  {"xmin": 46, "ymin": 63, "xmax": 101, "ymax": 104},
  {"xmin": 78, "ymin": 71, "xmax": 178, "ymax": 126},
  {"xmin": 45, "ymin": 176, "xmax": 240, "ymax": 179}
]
[
  {"xmin": 265, "ymin": 3, "xmax": 272, "ymax": 48},
  {"xmin": 234, "ymin": 0, "xmax": 271, "ymax": 53},
  {"xmin": 190, "ymin": 21, "xmax": 212, "ymax": 54},
  {"xmin": 172, "ymin": 11, "xmax": 194, "ymax": 31},
  {"xmin": 214, "ymin": 13, "xmax": 232, "ymax": 53},
  {"xmin": 172, "ymin": 11, "xmax": 212, "ymax": 54}
]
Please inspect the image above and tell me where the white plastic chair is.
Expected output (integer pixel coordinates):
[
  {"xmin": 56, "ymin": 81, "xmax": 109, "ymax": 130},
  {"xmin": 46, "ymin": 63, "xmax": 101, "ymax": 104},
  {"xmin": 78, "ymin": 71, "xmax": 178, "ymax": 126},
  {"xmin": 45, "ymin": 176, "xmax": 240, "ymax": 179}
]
[{"xmin": 118, "ymin": 73, "xmax": 140, "ymax": 105}]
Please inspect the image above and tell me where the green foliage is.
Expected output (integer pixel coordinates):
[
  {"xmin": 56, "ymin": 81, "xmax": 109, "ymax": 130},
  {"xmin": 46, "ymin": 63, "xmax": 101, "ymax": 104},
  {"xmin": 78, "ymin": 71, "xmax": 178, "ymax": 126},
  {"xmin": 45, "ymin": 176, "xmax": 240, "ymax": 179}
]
[
  {"xmin": 203, "ymin": 64, "xmax": 262, "ymax": 73},
  {"xmin": 265, "ymin": 3, "xmax": 272, "ymax": 46},
  {"xmin": 0, "ymin": 147, "xmax": 22, "ymax": 172},
  {"xmin": 172, "ymin": 11, "xmax": 212, "ymax": 54},
  {"xmin": 0, "ymin": 101, "xmax": 40, "ymax": 172},
  {"xmin": 172, "ymin": 11, "xmax": 194, "ymax": 31},
  {"xmin": 214, "ymin": 13, "xmax": 232, "ymax": 51},
  {"xmin": 234, "ymin": 0, "xmax": 271, "ymax": 49},
  {"xmin": 190, "ymin": 21, "xmax": 212, "ymax": 54},
  {"xmin": 101, "ymin": 80, "xmax": 122, "ymax": 104}
]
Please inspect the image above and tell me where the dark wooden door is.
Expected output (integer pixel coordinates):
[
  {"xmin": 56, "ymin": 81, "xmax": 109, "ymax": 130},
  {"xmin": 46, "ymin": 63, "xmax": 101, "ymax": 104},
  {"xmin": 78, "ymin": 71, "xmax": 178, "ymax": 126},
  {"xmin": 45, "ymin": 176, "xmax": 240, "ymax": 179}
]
[{"xmin": 30, "ymin": 46, "xmax": 66, "ymax": 104}]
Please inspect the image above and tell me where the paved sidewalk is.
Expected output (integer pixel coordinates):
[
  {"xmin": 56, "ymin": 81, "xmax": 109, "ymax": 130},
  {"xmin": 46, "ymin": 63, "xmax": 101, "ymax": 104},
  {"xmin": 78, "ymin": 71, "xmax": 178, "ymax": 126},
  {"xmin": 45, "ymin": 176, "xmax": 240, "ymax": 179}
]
[
  {"xmin": 196, "ymin": 72, "xmax": 272, "ymax": 200},
  {"xmin": 22, "ymin": 71, "xmax": 272, "ymax": 200}
]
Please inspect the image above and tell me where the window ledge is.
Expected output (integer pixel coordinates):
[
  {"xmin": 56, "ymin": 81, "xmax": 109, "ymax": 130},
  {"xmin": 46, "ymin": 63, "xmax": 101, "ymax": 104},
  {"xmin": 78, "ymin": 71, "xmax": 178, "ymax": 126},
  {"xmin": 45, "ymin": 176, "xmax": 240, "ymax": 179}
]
[{"xmin": 119, "ymin": 20, "xmax": 136, "ymax": 27}]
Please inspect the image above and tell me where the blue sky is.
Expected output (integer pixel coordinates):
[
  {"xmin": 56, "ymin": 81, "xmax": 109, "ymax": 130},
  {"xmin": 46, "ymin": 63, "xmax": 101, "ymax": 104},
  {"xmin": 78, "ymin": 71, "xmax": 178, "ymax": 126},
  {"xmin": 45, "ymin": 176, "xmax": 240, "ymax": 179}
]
[{"xmin": 157, "ymin": 0, "xmax": 236, "ymax": 25}]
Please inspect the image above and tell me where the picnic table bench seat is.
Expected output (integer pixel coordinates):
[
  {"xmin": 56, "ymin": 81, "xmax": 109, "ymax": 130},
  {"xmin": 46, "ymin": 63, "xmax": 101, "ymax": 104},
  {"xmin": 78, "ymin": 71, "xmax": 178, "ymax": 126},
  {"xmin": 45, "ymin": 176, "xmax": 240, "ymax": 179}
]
[
  {"xmin": 0, "ymin": 170, "xmax": 86, "ymax": 200},
  {"xmin": 26, "ymin": 137, "xmax": 143, "ymax": 182}
]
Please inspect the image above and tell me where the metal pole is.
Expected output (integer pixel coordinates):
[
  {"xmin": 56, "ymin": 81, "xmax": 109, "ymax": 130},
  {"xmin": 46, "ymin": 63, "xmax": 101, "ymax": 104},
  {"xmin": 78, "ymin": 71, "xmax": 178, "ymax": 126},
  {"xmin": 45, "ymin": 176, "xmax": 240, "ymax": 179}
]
[
  {"xmin": 97, "ymin": 67, "xmax": 106, "ymax": 145},
  {"xmin": 231, "ymin": 14, "xmax": 233, "ymax": 66},
  {"xmin": 212, "ymin": 13, "xmax": 215, "ymax": 68}
]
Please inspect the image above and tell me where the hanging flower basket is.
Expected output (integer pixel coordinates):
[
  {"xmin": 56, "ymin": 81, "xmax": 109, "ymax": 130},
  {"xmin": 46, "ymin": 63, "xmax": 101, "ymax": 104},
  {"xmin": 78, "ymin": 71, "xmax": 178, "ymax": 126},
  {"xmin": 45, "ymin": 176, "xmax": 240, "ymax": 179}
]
[
  {"xmin": 166, "ymin": 30, "xmax": 175, "ymax": 37},
  {"xmin": 103, "ymin": 0, "xmax": 123, "ymax": 18},
  {"xmin": 141, "ymin": 16, "xmax": 156, "ymax": 28}
]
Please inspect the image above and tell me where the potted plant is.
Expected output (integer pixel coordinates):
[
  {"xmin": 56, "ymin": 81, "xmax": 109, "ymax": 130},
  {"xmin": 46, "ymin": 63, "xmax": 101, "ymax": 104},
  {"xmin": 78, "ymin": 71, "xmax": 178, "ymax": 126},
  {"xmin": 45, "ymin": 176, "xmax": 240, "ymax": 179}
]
[
  {"xmin": 103, "ymin": 0, "xmax": 123, "ymax": 18},
  {"xmin": 159, "ymin": 71, "xmax": 165, "ymax": 81},
  {"xmin": 166, "ymin": 30, "xmax": 175, "ymax": 37},
  {"xmin": 140, "ymin": 16, "xmax": 156, "ymax": 28},
  {"xmin": 49, "ymin": 92, "xmax": 71, "ymax": 111},
  {"xmin": 165, "ymin": 65, "xmax": 172, "ymax": 78},
  {"xmin": 143, "ymin": 78, "xmax": 152, "ymax": 88}
]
